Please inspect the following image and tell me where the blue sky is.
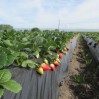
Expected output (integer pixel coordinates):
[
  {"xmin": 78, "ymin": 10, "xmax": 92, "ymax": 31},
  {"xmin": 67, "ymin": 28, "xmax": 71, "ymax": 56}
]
[{"xmin": 0, "ymin": 0, "xmax": 99, "ymax": 29}]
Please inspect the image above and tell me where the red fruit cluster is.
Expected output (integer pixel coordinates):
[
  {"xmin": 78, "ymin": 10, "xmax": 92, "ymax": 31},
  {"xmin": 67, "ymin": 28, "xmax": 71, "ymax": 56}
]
[{"xmin": 37, "ymin": 57, "xmax": 62, "ymax": 75}]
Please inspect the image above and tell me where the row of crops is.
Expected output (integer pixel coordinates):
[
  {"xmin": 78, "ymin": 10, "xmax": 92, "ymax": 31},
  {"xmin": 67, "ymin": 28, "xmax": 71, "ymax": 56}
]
[
  {"xmin": 84, "ymin": 32, "xmax": 99, "ymax": 42},
  {"xmin": 83, "ymin": 32, "xmax": 99, "ymax": 62},
  {"xmin": 0, "ymin": 29, "xmax": 77, "ymax": 97},
  {"xmin": 83, "ymin": 32, "xmax": 99, "ymax": 48}
]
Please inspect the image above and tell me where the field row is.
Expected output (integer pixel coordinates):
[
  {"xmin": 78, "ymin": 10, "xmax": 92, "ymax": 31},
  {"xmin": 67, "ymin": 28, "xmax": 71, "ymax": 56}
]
[{"xmin": 0, "ymin": 29, "xmax": 77, "ymax": 97}]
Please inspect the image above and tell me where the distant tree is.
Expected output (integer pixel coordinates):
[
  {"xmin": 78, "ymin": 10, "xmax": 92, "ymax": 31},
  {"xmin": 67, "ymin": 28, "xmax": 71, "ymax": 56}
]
[
  {"xmin": 31, "ymin": 27, "xmax": 41, "ymax": 32},
  {"xmin": 43, "ymin": 30, "xmax": 50, "ymax": 33},
  {"xmin": 0, "ymin": 24, "xmax": 13, "ymax": 31},
  {"xmin": 54, "ymin": 29, "xmax": 59, "ymax": 32}
]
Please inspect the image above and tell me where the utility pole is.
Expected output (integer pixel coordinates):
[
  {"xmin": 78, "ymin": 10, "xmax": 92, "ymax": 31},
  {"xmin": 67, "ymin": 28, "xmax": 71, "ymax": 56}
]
[{"xmin": 58, "ymin": 19, "xmax": 60, "ymax": 30}]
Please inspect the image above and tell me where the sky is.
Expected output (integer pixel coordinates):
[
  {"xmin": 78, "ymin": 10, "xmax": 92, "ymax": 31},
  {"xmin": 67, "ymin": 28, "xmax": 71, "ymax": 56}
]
[{"xmin": 0, "ymin": 0, "xmax": 99, "ymax": 29}]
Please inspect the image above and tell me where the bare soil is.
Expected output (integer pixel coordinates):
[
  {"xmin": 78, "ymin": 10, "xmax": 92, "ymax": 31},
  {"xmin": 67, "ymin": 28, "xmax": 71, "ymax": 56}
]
[{"xmin": 59, "ymin": 38, "xmax": 99, "ymax": 99}]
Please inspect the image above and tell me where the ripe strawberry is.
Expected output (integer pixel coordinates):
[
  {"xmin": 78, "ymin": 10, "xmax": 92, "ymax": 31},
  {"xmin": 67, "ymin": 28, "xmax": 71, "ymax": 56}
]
[
  {"xmin": 44, "ymin": 59, "xmax": 48, "ymax": 64},
  {"xmin": 54, "ymin": 61, "xmax": 60, "ymax": 66},
  {"xmin": 50, "ymin": 64, "xmax": 56, "ymax": 71},
  {"xmin": 41, "ymin": 63, "xmax": 51, "ymax": 71},
  {"xmin": 37, "ymin": 67, "xmax": 44, "ymax": 75},
  {"xmin": 59, "ymin": 53, "xmax": 63, "ymax": 59},
  {"xmin": 66, "ymin": 47, "xmax": 70, "ymax": 51}
]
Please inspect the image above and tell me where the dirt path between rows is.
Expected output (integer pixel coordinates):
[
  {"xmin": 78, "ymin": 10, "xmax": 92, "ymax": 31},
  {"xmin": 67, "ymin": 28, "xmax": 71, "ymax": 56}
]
[
  {"xmin": 59, "ymin": 39, "xmax": 82, "ymax": 99},
  {"xmin": 59, "ymin": 38, "xmax": 99, "ymax": 99}
]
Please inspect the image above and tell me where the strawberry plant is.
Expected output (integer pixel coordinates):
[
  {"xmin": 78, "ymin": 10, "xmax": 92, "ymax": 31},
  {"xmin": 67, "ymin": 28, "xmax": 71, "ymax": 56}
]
[
  {"xmin": 0, "ymin": 69, "xmax": 22, "ymax": 98},
  {"xmin": 73, "ymin": 75, "xmax": 85, "ymax": 84},
  {"xmin": 0, "ymin": 29, "xmax": 77, "ymax": 69}
]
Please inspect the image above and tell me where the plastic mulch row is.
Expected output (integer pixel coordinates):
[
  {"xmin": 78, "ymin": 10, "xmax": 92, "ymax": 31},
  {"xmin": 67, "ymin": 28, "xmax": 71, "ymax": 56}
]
[
  {"xmin": 83, "ymin": 35, "xmax": 99, "ymax": 63},
  {"xmin": 3, "ymin": 37, "xmax": 78, "ymax": 99}
]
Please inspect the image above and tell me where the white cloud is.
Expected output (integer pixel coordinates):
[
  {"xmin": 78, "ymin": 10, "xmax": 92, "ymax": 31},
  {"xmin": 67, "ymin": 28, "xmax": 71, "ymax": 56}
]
[
  {"xmin": 0, "ymin": 0, "xmax": 99, "ymax": 29},
  {"xmin": 58, "ymin": 0, "xmax": 99, "ymax": 29}
]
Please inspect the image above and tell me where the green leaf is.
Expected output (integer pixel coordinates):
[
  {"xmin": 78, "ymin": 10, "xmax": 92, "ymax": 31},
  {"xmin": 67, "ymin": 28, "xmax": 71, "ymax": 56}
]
[
  {"xmin": 21, "ymin": 61, "xmax": 27, "ymax": 67},
  {"xmin": 6, "ymin": 53, "xmax": 17, "ymax": 66},
  {"xmin": 0, "ymin": 46, "xmax": 17, "ymax": 66},
  {"xmin": 48, "ymin": 51, "xmax": 53, "ymax": 55},
  {"xmin": 1, "ymin": 80, "xmax": 22, "ymax": 93},
  {"xmin": 0, "ymin": 88, "xmax": 4, "ymax": 97},
  {"xmin": 0, "ymin": 69, "xmax": 11, "ymax": 83},
  {"xmin": 22, "ymin": 60, "xmax": 35, "ymax": 68},
  {"xmin": 48, "ymin": 46, "xmax": 56, "ymax": 50},
  {"xmin": 18, "ymin": 52, "xmax": 28, "ymax": 58},
  {"xmin": 33, "ymin": 51, "xmax": 40, "ymax": 58},
  {"xmin": 22, "ymin": 37, "xmax": 28, "ymax": 42},
  {"xmin": 3, "ymin": 40, "xmax": 13, "ymax": 46},
  {"xmin": 0, "ymin": 49, "xmax": 7, "ymax": 66}
]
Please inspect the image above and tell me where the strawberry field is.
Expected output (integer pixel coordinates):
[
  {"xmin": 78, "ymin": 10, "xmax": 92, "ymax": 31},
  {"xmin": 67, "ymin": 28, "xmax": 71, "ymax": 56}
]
[
  {"xmin": 0, "ymin": 28, "xmax": 78, "ymax": 99},
  {"xmin": 0, "ymin": 28, "xmax": 99, "ymax": 99}
]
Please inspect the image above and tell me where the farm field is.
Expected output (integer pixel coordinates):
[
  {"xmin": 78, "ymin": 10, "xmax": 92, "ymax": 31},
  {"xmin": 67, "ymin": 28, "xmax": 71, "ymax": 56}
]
[
  {"xmin": 0, "ymin": 26, "xmax": 99, "ymax": 99},
  {"xmin": 0, "ymin": 0, "xmax": 99, "ymax": 99}
]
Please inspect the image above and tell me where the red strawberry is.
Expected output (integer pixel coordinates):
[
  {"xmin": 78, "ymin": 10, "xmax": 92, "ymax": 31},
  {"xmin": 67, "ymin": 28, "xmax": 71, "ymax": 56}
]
[
  {"xmin": 59, "ymin": 53, "xmax": 63, "ymax": 59},
  {"xmin": 66, "ymin": 47, "xmax": 70, "ymax": 51},
  {"xmin": 54, "ymin": 61, "xmax": 60, "ymax": 66},
  {"xmin": 50, "ymin": 64, "xmax": 56, "ymax": 71},
  {"xmin": 37, "ymin": 67, "xmax": 44, "ymax": 75},
  {"xmin": 41, "ymin": 63, "xmax": 51, "ymax": 71}
]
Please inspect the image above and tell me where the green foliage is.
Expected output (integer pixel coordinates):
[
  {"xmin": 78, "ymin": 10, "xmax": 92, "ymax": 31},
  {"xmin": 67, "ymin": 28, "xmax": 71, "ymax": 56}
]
[
  {"xmin": 22, "ymin": 60, "xmax": 35, "ymax": 68},
  {"xmin": 3, "ymin": 40, "xmax": 13, "ymax": 46},
  {"xmin": 0, "ymin": 49, "xmax": 7, "ymax": 67},
  {"xmin": 0, "ymin": 69, "xmax": 22, "ymax": 97},
  {"xmin": 0, "ymin": 24, "xmax": 13, "ymax": 31},
  {"xmin": 84, "ymin": 32, "xmax": 99, "ymax": 42},
  {"xmin": 31, "ymin": 27, "xmax": 41, "ymax": 32},
  {"xmin": 0, "ymin": 47, "xmax": 17, "ymax": 68},
  {"xmin": 73, "ymin": 75, "xmax": 85, "ymax": 84},
  {"xmin": 0, "ymin": 69, "xmax": 11, "ymax": 83},
  {"xmin": 0, "ymin": 88, "xmax": 4, "ymax": 98},
  {"xmin": 0, "ymin": 29, "xmax": 77, "ymax": 67},
  {"xmin": 1, "ymin": 80, "xmax": 22, "ymax": 93}
]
